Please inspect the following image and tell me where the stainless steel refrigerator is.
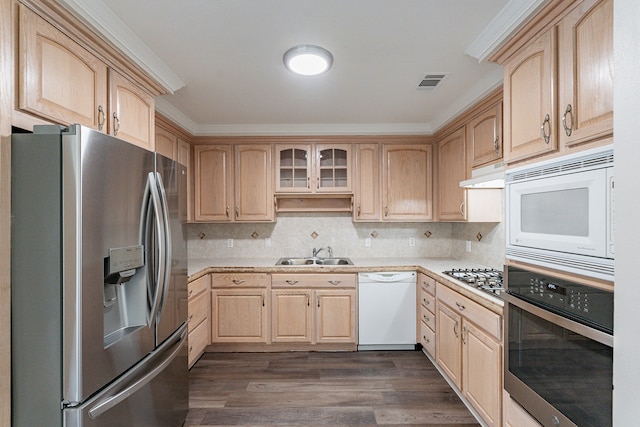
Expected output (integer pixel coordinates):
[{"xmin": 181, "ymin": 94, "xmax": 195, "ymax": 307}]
[{"xmin": 11, "ymin": 124, "xmax": 188, "ymax": 426}]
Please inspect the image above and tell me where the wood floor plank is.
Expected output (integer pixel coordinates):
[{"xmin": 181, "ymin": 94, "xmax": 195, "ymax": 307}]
[{"xmin": 186, "ymin": 350, "xmax": 480, "ymax": 426}]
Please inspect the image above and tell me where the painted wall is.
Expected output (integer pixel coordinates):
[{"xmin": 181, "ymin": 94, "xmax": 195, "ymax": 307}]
[
  {"xmin": 188, "ymin": 213, "xmax": 505, "ymax": 269},
  {"xmin": 612, "ymin": 0, "xmax": 640, "ymax": 423}
]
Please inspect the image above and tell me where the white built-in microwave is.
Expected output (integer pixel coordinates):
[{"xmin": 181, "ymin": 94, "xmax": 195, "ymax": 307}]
[{"xmin": 506, "ymin": 146, "xmax": 614, "ymax": 281}]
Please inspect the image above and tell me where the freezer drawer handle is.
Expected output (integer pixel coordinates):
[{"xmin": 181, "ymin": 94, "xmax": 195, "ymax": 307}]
[{"xmin": 87, "ymin": 326, "xmax": 187, "ymax": 419}]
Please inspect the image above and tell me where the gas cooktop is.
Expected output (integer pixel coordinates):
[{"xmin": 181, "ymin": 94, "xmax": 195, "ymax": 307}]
[{"xmin": 442, "ymin": 268, "xmax": 504, "ymax": 299}]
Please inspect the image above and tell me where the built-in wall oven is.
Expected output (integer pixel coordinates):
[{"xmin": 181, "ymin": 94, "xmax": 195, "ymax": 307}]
[{"xmin": 504, "ymin": 265, "xmax": 613, "ymax": 427}]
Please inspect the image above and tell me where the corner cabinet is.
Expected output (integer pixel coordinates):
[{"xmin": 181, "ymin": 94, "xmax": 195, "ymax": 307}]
[
  {"xmin": 193, "ymin": 144, "xmax": 274, "ymax": 222},
  {"xmin": 210, "ymin": 273, "xmax": 270, "ymax": 344},
  {"xmin": 382, "ymin": 144, "xmax": 433, "ymax": 221},
  {"xmin": 275, "ymin": 144, "xmax": 351, "ymax": 193},
  {"xmin": 437, "ymin": 128, "xmax": 466, "ymax": 221},
  {"xmin": 18, "ymin": 5, "xmax": 155, "ymax": 151},
  {"xmin": 436, "ymin": 283, "xmax": 502, "ymax": 427}
]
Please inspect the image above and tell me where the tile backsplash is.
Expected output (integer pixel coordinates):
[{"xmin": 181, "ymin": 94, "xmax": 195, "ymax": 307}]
[{"xmin": 188, "ymin": 213, "xmax": 505, "ymax": 269}]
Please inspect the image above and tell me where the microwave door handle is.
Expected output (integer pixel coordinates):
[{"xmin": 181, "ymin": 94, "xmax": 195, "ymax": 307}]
[
  {"xmin": 155, "ymin": 172, "xmax": 172, "ymax": 319},
  {"xmin": 146, "ymin": 172, "xmax": 166, "ymax": 328},
  {"xmin": 503, "ymin": 293, "xmax": 613, "ymax": 347}
]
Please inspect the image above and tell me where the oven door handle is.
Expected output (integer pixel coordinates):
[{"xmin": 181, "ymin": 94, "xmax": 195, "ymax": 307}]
[{"xmin": 503, "ymin": 293, "xmax": 613, "ymax": 347}]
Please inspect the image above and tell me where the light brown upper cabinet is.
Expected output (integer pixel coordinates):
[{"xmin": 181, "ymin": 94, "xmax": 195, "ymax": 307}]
[
  {"xmin": 156, "ymin": 126, "xmax": 178, "ymax": 160},
  {"xmin": 353, "ymin": 143, "xmax": 381, "ymax": 221},
  {"xmin": 468, "ymin": 102, "xmax": 503, "ymax": 168},
  {"xmin": 108, "ymin": 70, "xmax": 155, "ymax": 151},
  {"xmin": 382, "ymin": 144, "xmax": 433, "ymax": 221},
  {"xmin": 18, "ymin": 5, "xmax": 155, "ymax": 151},
  {"xmin": 502, "ymin": 0, "xmax": 613, "ymax": 164},
  {"xmin": 437, "ymin": 128, "xmax": 467, "ymax": 221},
  {"xmin": 503, "ymin": 28, "xmax": 557, "ymax": 163},
  {"xmin": 234, "ymin": 145, "xmax": 274, "ymax": 222},
  {"xmin": 275, "ymin": 144, "xmax": 351, "ymax": 193},
  {"xmin": 557, "ymin": 0, "xmax": 613, "ymax": 148},
  {"xmin": 18, "ymin": 5, "xmax": 107, "ymax": 131},
  {"xmin": 194, "ymin": 144, "xmax": 273, "ymax": 223}
]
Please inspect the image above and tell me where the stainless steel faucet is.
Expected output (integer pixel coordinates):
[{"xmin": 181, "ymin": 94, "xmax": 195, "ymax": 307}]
[
  {"xmin": 312, "ymin": 247, "xmax": 324, "ymax": 258},
  {"xmin": 327, "ymin": 246, "xmax": 333, "ymax": 258}
]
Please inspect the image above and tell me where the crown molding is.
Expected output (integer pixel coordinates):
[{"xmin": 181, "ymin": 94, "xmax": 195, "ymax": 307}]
[
  {"xmin": 57, "ymin": 0, "xmax": 185, "ymax": 93},
  {"xmin": 465, "ymin": 0, "xmax": 549, "ymax": 62},
  {"xmin": 191, "ymin": 122, "xmax": 434, "ymax": 137}
]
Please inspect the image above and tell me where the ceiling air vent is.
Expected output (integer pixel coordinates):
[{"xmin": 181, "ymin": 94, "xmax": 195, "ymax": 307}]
[{"xmin": 417, "ymin": 73, "xmax": 449, "ymax": 90}]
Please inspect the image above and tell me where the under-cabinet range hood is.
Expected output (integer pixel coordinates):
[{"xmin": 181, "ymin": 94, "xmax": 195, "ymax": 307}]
[{"xmin": 460, "ymin": 161, "xmax": 505, "ymax": 188}]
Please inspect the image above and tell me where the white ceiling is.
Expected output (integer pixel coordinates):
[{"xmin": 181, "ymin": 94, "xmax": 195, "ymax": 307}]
[{"xmin": 61, "ymin": 0, "xmax": 546, "ymax": 136}]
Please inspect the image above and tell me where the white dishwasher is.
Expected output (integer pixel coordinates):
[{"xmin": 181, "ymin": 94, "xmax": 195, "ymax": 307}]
[{"xmin": 358, "ymin": 271, "xmax": 417, "ymax": 350}]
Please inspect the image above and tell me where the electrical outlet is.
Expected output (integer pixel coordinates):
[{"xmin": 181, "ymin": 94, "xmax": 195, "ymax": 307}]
[
  {"xmin": 466, "ymin": 240, "xmax": 471, "ymax": 252},
  {"xmin": 265, "ymin": 238, "xmax": 271, "ymax": 247},
  {"xmin": 227, "ymin": 238, "xmax": 234, "ymax": 248},
  {"xmin": 409, "ymin": 237, "xmax": 416, "ymax": 247},
  {"xmin": 365, "ymin": 238, "xmax": 371, "ymax": 247}
]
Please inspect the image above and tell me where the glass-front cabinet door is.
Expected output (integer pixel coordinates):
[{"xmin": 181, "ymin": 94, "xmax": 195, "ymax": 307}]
[
  {"xmin": 316, "ymin": 145, "xmax": 351, "ymax": 192},
  {"xmin": 275, "ymin": 144, "xmax": 351, "ymax": 193},
  {"xmin": 275, "ymin": 145, "xmax": 311, "ymax": 192}
]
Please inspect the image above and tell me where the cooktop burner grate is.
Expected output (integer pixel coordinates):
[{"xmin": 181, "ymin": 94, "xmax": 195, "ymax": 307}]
[{"xmin": 442, "ymin": 268, "xmax": 504, "ymax": 298}]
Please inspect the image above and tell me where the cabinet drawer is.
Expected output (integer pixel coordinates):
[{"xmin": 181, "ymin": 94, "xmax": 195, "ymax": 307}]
[
  {"xmin": 188, "ymin": 317, "xmax": 208, "ymax": 368},
  {"xmin": 420, "ymin": 305, "xmax": 436, "ymax": 332},
  {"xmin": 188, "ymin": 274, "xmax": 210, "ymax": 299},
  {"xmin": 420, "ymin": 290, "xmax": 436, "ymax": 312},
  {"xmin": 211, "ymin": 273, "xmax": 268, "ymax": 288},
  {"xmin": 419, "ymin": 273, "xmax": 436, "ymax": 296},
  {"xmin": 437, "ymin": 283, "xmax": 501, "ymax": 340},
  {"xmin": 272, "ymin": 273, "xmax": 356, "ymax": 288},
  {"xmin": 421, "ymin": 320, "xmax": 436, "ymax": 357},
  {"xmin": 188, "ymin": 289, "xmax": 209, "ymax": 333}
]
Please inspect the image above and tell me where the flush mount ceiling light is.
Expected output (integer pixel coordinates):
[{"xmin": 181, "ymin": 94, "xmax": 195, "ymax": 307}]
[{"xmin": 283, "ymin": 44, "xmax": 333, "ymax": 76}]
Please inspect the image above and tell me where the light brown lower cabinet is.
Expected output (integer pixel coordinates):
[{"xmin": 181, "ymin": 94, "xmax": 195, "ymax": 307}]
[
  {"xmin": 187, "ymin": 274, "xmax": 211, "ymax": 368},
  {"xmin": 436, "ymin": 283, "xmax": 502, "ymax": 427},
  {"xmin": 271, "ymin": 274, "xmax": 357, "ymax": 345},
  {"xmin": 210, "ymin": 273, "xmax": 270, "ymax": 343},
  {"xmin": 503, "ymin": 390, "xmax": 542, "ymax": 427},
  {"xmin": 418, "ymin": 273, "xmax": 436, "ymax": 357}
]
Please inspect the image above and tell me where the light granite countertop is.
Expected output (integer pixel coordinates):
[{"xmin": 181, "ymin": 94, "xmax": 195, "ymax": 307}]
[{"xmin": 188, "ymin": 257, "xmax": 504, "ymax": 314}]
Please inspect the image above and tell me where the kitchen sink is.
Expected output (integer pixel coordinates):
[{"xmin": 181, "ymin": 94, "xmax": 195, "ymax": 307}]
[{"xmin": 275, "ymin": 257, "xmax": 353, "ymax": 266}]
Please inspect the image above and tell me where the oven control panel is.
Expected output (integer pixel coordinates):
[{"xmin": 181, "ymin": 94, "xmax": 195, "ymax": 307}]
[{"xmin": 507, "ymin": 266, "xmax": 613, "ymax": 333}]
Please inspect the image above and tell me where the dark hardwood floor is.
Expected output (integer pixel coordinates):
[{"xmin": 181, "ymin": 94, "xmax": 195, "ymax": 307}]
[{"xmin": 185, "ymin": 350, "xmax": 480, "ymax": 426}]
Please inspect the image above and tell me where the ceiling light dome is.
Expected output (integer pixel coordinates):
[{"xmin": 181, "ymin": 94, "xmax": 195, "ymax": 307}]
[{"xmin": 283, "ymin": 44, "xmax": 333, "ymax": 76}]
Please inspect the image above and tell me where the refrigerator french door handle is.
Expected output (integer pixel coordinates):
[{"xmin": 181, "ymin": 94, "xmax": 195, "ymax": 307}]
[
  {"xmin": 155, "ymin": 172, "xmax": 172, "ymax": 319},
  {"xmin": 146, "ymin": 172, "xmax": 166, "ymax": 328},
  {"xmin": 87, "ymin": 323, "xmax": 187, "ymax": 420}
]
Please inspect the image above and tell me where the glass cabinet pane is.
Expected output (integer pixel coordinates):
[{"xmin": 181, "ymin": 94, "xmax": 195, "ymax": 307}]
[{"xmin": 278, "ymin": 147, "xmax": 309, "ymax": 190}]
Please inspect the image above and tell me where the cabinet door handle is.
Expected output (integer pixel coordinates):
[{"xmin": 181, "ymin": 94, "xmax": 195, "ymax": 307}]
[
  {"xmin": 307, "ymin": 176, "xmax": 310, "ymax": 189},
  {"xmin": 328, "ymin": 280, "xmax": 341, "ymax": 286},
  {"xmin": 540, "ymin": 113, "xmax": 551, "ymax": 144},
  {"xmin": 562, "ymin": 104, "xmax": 573, "ymax": 137},
  {"xmin": 462, "ymin": 325, "xmax": 467, "ymax": 345},
  {"xmin": 225, "ymin": 206, "xmax": 230, "ymax": 218},
  {"xmin": 112, "ymin": 113, "xmax": 120, "ymax": 136},
  {"xmin": 459, "ymin": 202, "xmax": 465, "ymax": 217},
  {"xmin": 423, "ymin": 314, "xmax": 429, "ymax": 322},
  {"xmin": 97, "ymin": 105, "xmax": 106, "ymax": 130},
  {"xmin": 423, "ymin": 335, "xmax": 430, "ymax": 344},
  {"xmin": 232, "ymin": 279, "xmax": 246, "ymax": 285},
  {"xmin": 317, "ymin": 176, "xmax": 320, "ymax": 189},
  {"xmin": 357, "ymin": 204, "xmax": 361, "ymax": 217},
  {"xmin": 235, "ymin": 206, "xmax": 239, "ymax": 219},
  {"xmin": 262, "ymin": 295, "xmax": 265, "ymax": 307},
  {"xmin": 188, "ymin": 314, "xmax": 194, "ymax": 323},
  {"xmin": 454, "ymin": 320, "xmax": 459, "ymax": 338},
  {"xmin": 285, "ymin": 280, "xmax": 298, "ymax": 285},
  {"xmin": 493, "ymin": 136, "xmax": 500, "ymax": 154},
  {"xmin": 317, "ymin": 296, "xmax": 320, "ymax": 308},
  {"xmin": 188, "ymin": 289, "xmax": 193, "ymax": 298},
  {"xmin": 423, "ymin": 298, "xmax": 429, "ymax": 306},
  {"xmin": 456, "ymin": 302, "xmax": 466, "ymax": 311},
  {"xmin": 384, "ymin": 206, "xmax": 388, "ymax": 217},
  {"xmin": 188, "ymin": 345, "xmax": 193, "ymax": 354},
  {"xmin": 307, "ymin": 295, "xmax": 310, "ymax": 306}
]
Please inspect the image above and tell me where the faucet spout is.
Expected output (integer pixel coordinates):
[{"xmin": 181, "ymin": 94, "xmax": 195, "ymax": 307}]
[{"xmin": 312, "ymin": 247, "xmax": 324, "ymax": 258}]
